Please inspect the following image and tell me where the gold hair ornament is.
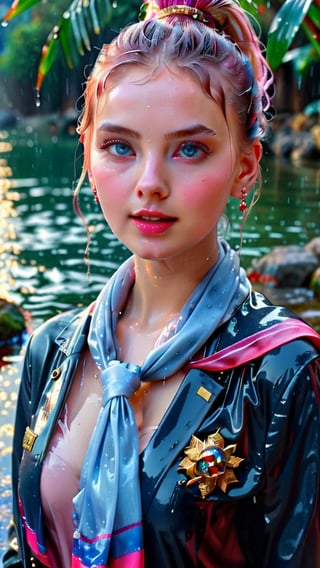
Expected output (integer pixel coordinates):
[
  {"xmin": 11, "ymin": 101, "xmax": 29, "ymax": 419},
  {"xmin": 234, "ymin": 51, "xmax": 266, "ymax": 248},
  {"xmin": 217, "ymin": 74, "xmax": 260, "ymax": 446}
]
[{"xmin": 139, "ymin": 3, "xmax": 212, "ymax": 25}]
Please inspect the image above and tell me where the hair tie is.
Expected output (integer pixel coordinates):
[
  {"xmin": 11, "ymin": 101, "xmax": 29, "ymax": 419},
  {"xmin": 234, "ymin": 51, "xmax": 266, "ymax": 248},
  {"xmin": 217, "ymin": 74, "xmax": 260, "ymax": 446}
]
[{"xmin": 139, "ymin": 2, "xmax": 214, "ymax": 26}]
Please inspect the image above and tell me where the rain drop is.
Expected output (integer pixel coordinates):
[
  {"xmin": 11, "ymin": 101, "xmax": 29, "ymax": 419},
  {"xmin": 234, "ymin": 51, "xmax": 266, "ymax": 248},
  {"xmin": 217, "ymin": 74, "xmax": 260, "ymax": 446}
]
[{"xmin": 35, "ymin": 90, "xmax": 41, "ymax": 108}]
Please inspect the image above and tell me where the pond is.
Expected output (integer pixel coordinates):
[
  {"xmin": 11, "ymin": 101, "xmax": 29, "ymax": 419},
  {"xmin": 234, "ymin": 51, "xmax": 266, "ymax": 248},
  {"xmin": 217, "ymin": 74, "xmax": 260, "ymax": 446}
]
[{"xmin": 0, "ymin": 120, "xmax": 319, "ymax": 559}]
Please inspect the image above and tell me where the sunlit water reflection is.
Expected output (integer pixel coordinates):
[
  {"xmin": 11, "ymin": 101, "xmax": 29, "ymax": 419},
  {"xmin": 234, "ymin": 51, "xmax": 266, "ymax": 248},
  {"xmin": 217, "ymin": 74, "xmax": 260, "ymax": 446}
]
[{"xmin": 0, "ymin": 122, "xmax": 319, "ymax": 558}]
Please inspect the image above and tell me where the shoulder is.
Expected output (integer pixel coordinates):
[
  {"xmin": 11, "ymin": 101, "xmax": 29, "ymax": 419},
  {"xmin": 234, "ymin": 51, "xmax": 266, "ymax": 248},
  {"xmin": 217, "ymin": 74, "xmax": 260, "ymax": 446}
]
[
  {"xmin": 240, "ymin": 294, "xmax": 319, "ymax": 397},
  {"xmin": 223, "ymin": 290, "xmax": 318, "ymax": 354},
  {"xmin": 29, "ymin": 305, "xmax": 91, "ymax": 353},
  {"xmin": 201, "ymin": 290, "xmax": 319, "ymax": 389},
  {"xmin": 20, "ymin": 306, "xmax": 92, "ymax": 412},
  {"xmin": 232, "ymin": 290, "xmax": 314, "ymax": 339},
  {"xmin": 23, "ymin": 306, "xmax": 91, "ymax": 391}
]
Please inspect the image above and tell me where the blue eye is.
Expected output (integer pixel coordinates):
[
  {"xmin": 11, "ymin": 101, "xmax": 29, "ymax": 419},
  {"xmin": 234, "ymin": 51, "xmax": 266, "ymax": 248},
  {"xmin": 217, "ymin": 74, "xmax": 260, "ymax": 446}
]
[
  {"xmin": 109, "ymin": 142, "xmax": 133, "ymax": 156},
  {"xmin": 178, "ymin": 142, "xmax": 209, "ymax": 158},
  {"xmin": 181, "ymin": 143, "xmax": 199, "ymax": 157}
]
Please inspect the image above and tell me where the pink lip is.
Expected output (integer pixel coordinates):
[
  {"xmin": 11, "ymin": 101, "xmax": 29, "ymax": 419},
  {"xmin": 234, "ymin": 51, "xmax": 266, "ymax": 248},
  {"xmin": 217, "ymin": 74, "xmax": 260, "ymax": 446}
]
[{"xmin": 130, "ymin": 209, "xmax": 177, "ymax": 236}]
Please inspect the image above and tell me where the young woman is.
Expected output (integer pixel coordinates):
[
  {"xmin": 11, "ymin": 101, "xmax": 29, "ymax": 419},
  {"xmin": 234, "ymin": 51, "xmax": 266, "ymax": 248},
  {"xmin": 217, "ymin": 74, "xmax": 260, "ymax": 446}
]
[{"xmin": 4, "ymin": 1, "xmax": 320, "ymax": 567}]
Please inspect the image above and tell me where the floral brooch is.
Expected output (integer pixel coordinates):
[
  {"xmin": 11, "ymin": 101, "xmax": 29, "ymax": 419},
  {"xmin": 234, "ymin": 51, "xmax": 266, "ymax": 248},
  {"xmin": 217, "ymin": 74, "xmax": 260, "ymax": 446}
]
[{"xmin": 178, "ymin": 430, "xmax": 244, "ymax": 499}]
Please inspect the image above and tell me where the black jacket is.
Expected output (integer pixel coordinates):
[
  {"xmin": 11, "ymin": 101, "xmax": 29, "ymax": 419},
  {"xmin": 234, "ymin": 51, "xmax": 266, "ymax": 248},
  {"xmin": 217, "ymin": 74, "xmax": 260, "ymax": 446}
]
[{"xmin": 3, "ymin": 291, "xmax": 320, "ymax": 567}]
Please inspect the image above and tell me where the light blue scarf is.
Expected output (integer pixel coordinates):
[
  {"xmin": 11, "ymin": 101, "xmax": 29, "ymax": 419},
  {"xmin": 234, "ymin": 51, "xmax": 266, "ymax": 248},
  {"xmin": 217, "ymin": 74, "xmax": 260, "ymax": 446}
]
[{"xmin": 72, "ymin": 240, "xmax": 250, "ymax": 567}]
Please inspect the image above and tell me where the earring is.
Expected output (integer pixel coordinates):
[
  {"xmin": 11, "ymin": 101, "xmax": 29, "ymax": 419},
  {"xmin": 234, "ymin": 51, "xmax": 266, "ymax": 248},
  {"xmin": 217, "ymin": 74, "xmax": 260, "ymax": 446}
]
[
  {"xmin": 239, "ymin": 187, "xmax": 248, "ymax": 212},
  {"xmin": 92, "ymin": 186, "xmax": 99, "ymax": 204},
  {"xmin": 88, "ymin": 171, "xmax": 99, "ymax": 204}
]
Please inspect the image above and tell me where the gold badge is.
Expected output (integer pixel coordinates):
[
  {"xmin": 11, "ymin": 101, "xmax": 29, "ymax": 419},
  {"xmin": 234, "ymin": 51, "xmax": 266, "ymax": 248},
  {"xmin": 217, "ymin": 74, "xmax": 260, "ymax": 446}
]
[
  {"xmin": 178, "ymin": 430, "xmax": 244, "ymax": 499},
  {"xmin": 22, "ymin": 426, "xmax": 38, "ymax": 452}
]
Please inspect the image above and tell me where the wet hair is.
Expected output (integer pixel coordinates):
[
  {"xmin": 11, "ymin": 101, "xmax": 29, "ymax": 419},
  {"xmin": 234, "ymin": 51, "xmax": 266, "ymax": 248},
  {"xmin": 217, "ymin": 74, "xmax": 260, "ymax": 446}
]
[
  {"xmin": 75, "ymin": 1, "xmax": 275, "ymax": 262},
  {"xmin": 78, "ymin": 0, "xmax": 274, "ymax": 165}
]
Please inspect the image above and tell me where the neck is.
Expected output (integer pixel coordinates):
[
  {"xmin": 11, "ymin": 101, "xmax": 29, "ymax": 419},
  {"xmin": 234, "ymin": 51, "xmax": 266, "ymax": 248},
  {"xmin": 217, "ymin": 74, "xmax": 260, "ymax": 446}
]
[{"xmin": 124, "ymin": 251, "xmax": 219, "ymax": 332}]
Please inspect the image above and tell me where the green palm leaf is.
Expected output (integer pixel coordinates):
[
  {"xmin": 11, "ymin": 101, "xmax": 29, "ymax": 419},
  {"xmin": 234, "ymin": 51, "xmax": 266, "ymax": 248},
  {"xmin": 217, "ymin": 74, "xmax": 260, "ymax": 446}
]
[
  {"xmin": 34, "ymin": 0, "xmax": 113, "ymax": 91},
  {"xmin": 70, "ymin": 3, "xmax": 86, "ymax": 55},
  {"xmin": 283, "ymin": 44, "xmax": 317, "ymax": 74},
  {"xmin": 88, "ymin": 0, "xmax": 101, "ymax": 35},
  {"xmin": 2, "ymin": 0, "xmax": 41, "ymax": 22},
  {"xmin": 59, "ymin": 12, "xmax": 79, "ymax": 69},
  {"xmin": 35, "ymin": 30, "xmax": 60, "ymax": 93},
  {"xmin": 235, "ymin": 0, "xmax": 267, "ymax": 18},
  {"xmin": 267, "ymin": 0, "xmax": 314, "ymax": 69}
]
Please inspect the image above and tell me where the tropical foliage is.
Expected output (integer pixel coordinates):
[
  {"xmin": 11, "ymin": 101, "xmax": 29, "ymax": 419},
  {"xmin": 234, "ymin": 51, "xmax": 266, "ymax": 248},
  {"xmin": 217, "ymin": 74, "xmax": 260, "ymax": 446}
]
[{"xmin": 1, "ymin": 0, "xmax": 319, "ymax": 94}]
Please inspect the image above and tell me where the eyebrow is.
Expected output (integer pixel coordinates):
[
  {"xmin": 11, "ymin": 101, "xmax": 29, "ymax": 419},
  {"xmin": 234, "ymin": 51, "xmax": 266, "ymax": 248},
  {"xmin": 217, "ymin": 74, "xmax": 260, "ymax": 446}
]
[
  {"xmin": 97, "ymin": 123, "xmax": 140, "ymax": 138},
  {"xmin": 165, "ymin": 124, "xmax": 216, "ymax": 140},
  {"xmin": 97, "ymin": 122, "xmax": 216, "ymax": 139}
]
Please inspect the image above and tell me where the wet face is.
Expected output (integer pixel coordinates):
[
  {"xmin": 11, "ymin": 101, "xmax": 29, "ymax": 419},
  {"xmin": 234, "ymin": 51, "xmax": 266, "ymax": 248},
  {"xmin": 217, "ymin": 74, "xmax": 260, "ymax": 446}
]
[{"xmin": 88, "ymin": 66, "xmax": 258, "ymax": 265}]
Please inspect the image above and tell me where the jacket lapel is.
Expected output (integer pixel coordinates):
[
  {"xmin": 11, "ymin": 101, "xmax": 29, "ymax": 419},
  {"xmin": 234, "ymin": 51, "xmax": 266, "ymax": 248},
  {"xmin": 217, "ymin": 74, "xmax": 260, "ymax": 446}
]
[{"xmin": 140, "ymin": 367, "xmax": 225, "ymax": 515}]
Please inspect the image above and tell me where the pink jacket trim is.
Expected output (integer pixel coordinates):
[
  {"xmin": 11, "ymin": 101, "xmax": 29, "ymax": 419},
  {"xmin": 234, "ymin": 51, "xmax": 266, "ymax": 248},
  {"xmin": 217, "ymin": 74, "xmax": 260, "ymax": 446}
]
[{"xmin": 188, "ymin": 319, "xmax": 320, "ymax": 372}]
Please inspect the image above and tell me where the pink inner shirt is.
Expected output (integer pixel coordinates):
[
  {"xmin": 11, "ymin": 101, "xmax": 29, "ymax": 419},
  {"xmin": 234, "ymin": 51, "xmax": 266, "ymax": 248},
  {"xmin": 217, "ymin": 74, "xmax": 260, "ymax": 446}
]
[
  {"xmin": 40, "ymin": 399, "xmax": 157, "ymax": 567},
  {"xmin": 41, "ymin": 390, "xmax": 101, "ymax": 568}
]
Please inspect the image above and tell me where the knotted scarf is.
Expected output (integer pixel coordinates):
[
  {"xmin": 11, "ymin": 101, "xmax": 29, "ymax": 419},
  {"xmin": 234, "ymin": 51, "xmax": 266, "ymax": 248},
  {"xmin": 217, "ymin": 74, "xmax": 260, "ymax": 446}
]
[{"xmin": 71, "ymin": 240, "xmax": 251, "ymax": 567}]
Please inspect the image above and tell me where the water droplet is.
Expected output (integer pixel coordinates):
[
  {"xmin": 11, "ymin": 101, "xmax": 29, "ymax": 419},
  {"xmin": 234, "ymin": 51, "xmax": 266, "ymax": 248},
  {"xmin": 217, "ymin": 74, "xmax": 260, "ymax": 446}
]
[{"xmin": 35, "ymin": 90, "xmax": 41, "ymax": 108}]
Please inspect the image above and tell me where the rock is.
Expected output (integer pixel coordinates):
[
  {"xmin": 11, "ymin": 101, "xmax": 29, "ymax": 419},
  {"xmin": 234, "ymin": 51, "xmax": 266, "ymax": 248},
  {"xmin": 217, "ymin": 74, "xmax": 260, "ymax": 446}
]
[
  {"xmin": 270, "ymin": 130, "xmax": 317, "ymax": 160},
  {"xmin": 270, "ymin": 130, "xmax": 294, "ymax": 158},
  {"xmin": 0, "ymin": 298, "xmax": 27, "ymax": 347},
  {"xmin": 247, "ymin": 245, "xmax": 319, "ymax": 288},
  {"xmin": 305, "ymin": 237, "xmax": 320, "ymax": 261},
  {"xmin": 290, "ymin": 112, "xmax": 310, "ymax": 131},
  {"xmin": 268, "ymin": 112, "xmax": 320, "ymax": 162},
  {"xmin": 290, "ymin": 132, "xmax": 319, "ymax": 161}
]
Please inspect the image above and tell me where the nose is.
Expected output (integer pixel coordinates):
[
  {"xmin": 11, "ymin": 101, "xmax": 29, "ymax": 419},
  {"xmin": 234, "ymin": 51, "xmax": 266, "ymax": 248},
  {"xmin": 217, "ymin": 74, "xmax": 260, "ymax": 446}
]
[{"xmin": 135, "ymin": 155, "xmax": 169, "ymax": 200}]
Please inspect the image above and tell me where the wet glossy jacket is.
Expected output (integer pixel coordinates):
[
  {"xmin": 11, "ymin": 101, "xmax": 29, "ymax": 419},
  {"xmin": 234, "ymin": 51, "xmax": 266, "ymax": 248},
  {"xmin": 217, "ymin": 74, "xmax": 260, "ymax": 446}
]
[{"xmin": 3, "ymin": 292, "xmax": 320, "ymax": 567}]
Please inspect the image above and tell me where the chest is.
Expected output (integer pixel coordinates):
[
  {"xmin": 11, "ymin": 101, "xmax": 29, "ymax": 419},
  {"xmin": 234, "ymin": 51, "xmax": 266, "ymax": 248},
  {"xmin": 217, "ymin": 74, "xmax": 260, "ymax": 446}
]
[{"xmin": 53, "ymin": 349, "xmax": 185, "ymax": 476}]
